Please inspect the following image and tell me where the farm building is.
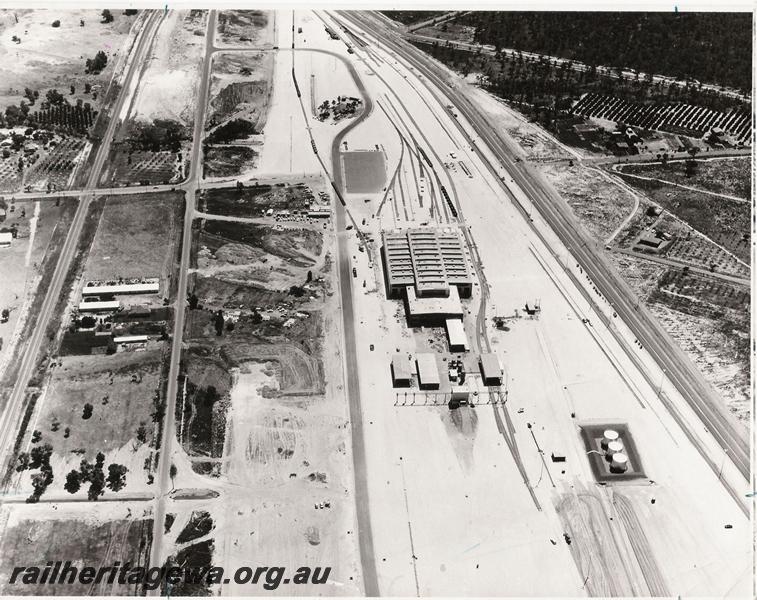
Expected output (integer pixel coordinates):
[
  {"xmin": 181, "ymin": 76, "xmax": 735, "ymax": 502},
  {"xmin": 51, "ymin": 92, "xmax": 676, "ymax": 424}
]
[
  {"xmin": 382, "ymin": 227, "xmax": 472, "ymax": 299},
  {"xmin": 416, "ymin": 353, "xmax": 440, "ymax": 390},
  {"xmin": 391, "ymin": 354, "xmax": 412, "ymax": 387},
  {"xmin": 445, "ymin": 318, "xmax": 469, "ymax": 352},
  {"xmin": 78, "ymin": 300, "xmax": 120, "ymax": 313},
  {"xmin": 0, "ymin": 231, "xmax": 11, "ymax": 248},
  {"xmin": 82, "ymin": 278, "xmax": 160, "ymax": 296},
  {"xmin": 480, "ymin": 353, "xmax": 503, "ymax": 386}
]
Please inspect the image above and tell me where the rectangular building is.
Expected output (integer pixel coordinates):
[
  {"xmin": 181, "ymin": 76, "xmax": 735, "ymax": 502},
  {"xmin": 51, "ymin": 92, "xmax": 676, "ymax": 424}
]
[
  {"xmin": 113, "ymin": 335, "xmax": 149, "ymax": 344},
  {"xmin": 82, "ymin": 278, "xmax": 160, "ymax": 296},
  {"xmin": 480, "ymin": 352, "xmax": 503, "ymax": 386},
  {"xmin": 445, "ymin": 318, "xmax": 469, "ymax": 352},
  {"xmin": 416, "ymin": 353, "xmax": 440, "ymax": 390},
  {"xmin": 79, "ymin": 300, "xmax": 121, "ymax": 313},
  {"xmin": 382, "ymin": 227, "xmax": 472, "ymax": 298},
  {"xmin": 405, "ymin": 285, "xmax": 463, "ymax": 326},
  {"xmin": 391, "ymin": 354, "xmax": 412, "ymax": 387}
]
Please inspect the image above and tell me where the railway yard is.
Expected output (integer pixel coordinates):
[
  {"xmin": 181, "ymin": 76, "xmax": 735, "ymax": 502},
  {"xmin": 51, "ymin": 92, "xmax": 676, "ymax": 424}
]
[{"xmin": 0, "ymin": 7, "xmax": 751, "ymax": 598}]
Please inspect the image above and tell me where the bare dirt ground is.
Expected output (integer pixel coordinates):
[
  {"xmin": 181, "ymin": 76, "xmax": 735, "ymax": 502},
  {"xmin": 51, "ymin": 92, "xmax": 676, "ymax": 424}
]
[
  {"xmin": 617, "ymin": 156, "xmax": 751, "ymax": 200},
  {"xmin": 215, "ymin": 10, "xmax": 274, "ymax": 49},
  {"xmin": 162, "ymin": 190, "xmax": 361, "ymax": 593},
  {"xmin": 0, "ymin": 199, "xmax": 78, "ymax": 389},
  {"xmin": 130, "ymin": 10, "xmax": 206, "ymax": 127},
  {"xmin": 0, "ymin": 9, "xmax": 139, "ymax": 113},
  {"xmin": 0, "ymin": 502, "xmax": 153, "ymax": 595}
]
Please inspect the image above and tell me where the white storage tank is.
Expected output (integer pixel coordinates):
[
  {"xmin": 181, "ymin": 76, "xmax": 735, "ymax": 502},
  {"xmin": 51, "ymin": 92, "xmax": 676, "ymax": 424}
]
[
  {"xmin": 601, "ymin": 429, "xmax": 620, "ymax": 449},
  {"xmin": 610, "ymin": 453, "xmax": 629, "ymax": 473},
  {"xmin": 605, "ymin": 440, "xmax": 624, "ymax": 459}
]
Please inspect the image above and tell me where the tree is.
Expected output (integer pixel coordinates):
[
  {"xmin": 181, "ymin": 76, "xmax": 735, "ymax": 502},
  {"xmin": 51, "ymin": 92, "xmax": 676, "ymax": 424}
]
[
  {"xmin": 188, "ymin": 293, "xmax": 199, "ymax": 309},
  {"xmin": 23, "ymin": 87, "xmax": 36, "ymax": 105},
  {"xmin": 214, "ymin": 311, "xmax": 225, "ymax": 336},
  {"xmin": 70, "ymin": 84, "xmax": 76, "ymax": 95},
  {"xmin": 136, "ymin": 422, "xmax": 148, "ymax": 443},
  {"xmin": 84, "ymin": 82, "xmax": 92, "ymax": 94},
  {"xmin": 82, "ymin": 402, "xmax": 93, "ymax": 419},
  {"xmin": 106, "ymin": 464, "xmax": 128, "ymax": 492},
  {"xmin": 87, "ymin": 469, "xmax": 105, "ymax": 500},
  {"xmin": 52, "ymin": 20, "xmax": 60, "ymax": 28},
  {"xmin": 46, "ymin": 89, "xmax": 65, "ymax": 105},
  {"xmin": 123, "ymin": 9, "xmax": 138, "ymax": 15},
  {"xmin": 64, "ymin": 470, "xmax": 82, "ymax": 494},
  {"xmin": 15, "ymin": 452, "xmax": 29, "ymax": 472},
  {"xmin": 85, "ymin": 50, "xmax": 108, "ymax": 74},
  {"xmin": 101, "ymin": 9, "xmax": 114, "ymax": 23}
]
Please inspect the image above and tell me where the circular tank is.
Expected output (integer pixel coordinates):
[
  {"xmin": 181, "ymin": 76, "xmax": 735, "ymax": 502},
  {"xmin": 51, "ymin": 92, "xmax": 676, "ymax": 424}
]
[
  {"xmin": 605, "ymin": 440, "xmax": 625, "ymax": 458},
  {"xmin": 601, "ymin": 429, "xmax": 620, "ymax": 449},
  {"xmin": 610, "ymin": 452, "xmax": 629, "ymax": 473}
]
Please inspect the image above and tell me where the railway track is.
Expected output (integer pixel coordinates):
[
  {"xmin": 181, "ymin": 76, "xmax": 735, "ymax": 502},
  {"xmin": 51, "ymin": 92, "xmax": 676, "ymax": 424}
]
[{"xmin": 338, "ymin": 11, "xmax": 749, "ymax": 489}]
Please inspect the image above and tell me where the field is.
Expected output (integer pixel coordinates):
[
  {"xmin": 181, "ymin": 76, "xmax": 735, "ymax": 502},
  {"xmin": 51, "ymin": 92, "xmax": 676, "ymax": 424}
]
[
  {"xmin": 108, "ymin": 150, "xmax": 184, "ymax": 186},
  {"xmin": 199, "ymin": 182, "xmax": 318, "ymax": 216},
  {"xmin": 541, "ymin": 162, "xmax": 638, "ymax": 241},
  {"xmin": 215, "ymin": 10, "xmax": 274, "ymax": 48},
  {"xmin": 82, "ymin": 192, "xmax": 184, "ymax": 288},
  {"xmin": 0, "ymin": 9, "xmax": 139, "ymax": 114},
  {"xmin": 9, "ymin": 350, "xmax": 165, "ymax": 500},
  {"xmin": 203, "ymin": 145, "xmax": 257, "ymax": 178},
  {"xmin": 0, "ymin": 508, "xmax": 153, "ymax": 596},
  {"xmin": 22, "ymin": 138, "xmax": 89, "ymax": 191},
  {"xmin": 615, "ymin": 172, "xmax": 749, "ymax": 263},
  {"xmin": 617, "ymin": 157, "xmax": 751, "ymax": 200}
]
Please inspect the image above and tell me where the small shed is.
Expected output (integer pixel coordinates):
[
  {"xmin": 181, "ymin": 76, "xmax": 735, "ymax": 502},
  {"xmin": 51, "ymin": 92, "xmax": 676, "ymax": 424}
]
[
  {"xmin": 445, "ymin": 318, "xmax": 469, "ymax": 352},
  {"xmin": 480, "ymin": 352, "xmax": 503, "ymax": 386},
  {"xmin": 391, "ymin": 354, "xmax": 412, "ymax": 387},
  {"xmin": 416, "ymin": 353, "xmax": 440, "ymax": 390}
]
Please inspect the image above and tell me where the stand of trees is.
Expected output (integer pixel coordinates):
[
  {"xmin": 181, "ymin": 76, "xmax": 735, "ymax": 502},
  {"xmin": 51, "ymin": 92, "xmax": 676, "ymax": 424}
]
[{"xmin": 455, "ymin": 12, "xmax": 752, "ymax": 93}]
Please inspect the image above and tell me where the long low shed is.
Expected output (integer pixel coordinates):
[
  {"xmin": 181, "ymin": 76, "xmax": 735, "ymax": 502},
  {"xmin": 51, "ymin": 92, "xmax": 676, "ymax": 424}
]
[
  {"xmin": 416, "ymin": 353, "xmax": 440, "ymax": 389},
  {"xmin": 79, "ymin": 300, "xmax": 120, "ymax": 312},
  {"xmin": 82, "ymin": 281, "xmax": 160, "ymax": 296}
]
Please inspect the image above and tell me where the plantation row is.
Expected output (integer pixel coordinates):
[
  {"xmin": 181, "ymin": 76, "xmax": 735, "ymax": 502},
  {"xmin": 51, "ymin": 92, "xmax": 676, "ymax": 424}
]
[
  {"xmin": 572, "ymin": 93, "xmax": 751, "ymax": 144},
  {"xmin": 29, "ymin": 103, "xmax": 97, "ymax": 135}
]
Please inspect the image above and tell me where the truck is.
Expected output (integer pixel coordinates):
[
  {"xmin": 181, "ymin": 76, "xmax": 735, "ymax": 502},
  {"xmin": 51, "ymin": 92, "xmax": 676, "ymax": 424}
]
[{"xmin": 352, "ymin": 267, "xmax": 357, "ymax": 278}]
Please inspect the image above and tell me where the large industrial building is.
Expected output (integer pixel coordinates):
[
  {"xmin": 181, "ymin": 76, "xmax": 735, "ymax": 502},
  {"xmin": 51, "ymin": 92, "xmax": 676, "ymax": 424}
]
[{"xmin": 382, "ymin": 227, "xmax": 472, "ymax": 300}]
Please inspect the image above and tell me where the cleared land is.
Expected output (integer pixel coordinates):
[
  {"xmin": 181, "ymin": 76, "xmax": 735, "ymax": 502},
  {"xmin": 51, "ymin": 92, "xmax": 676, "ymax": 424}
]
[
  {"xmin": 199, "ymin": 182, "xmax": 319, "ymax": 217},
  {"xmin": 0, "ymin": 505, "xmax": 152, "ymax": 595},
  {"xmin": 0, "ymin": 199, "xmax": 79, "ymax": 392},
  {"xmin": 215, "ymin": 10, "xmax": 274, "ymax": 49}
]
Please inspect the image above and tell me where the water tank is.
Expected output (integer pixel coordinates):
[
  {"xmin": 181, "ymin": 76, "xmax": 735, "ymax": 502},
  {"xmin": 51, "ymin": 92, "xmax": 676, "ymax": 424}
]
[
  {"xmin": 601, "ymin": 429, "xmax": 620, "ymax": 449},
  {"xmin": 605, "ymin": 440, "xmax": 624, "ymax": 459},
  {"xmin": 610, "ymin": 453, "xmax": 629, "ymax": 473}
]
